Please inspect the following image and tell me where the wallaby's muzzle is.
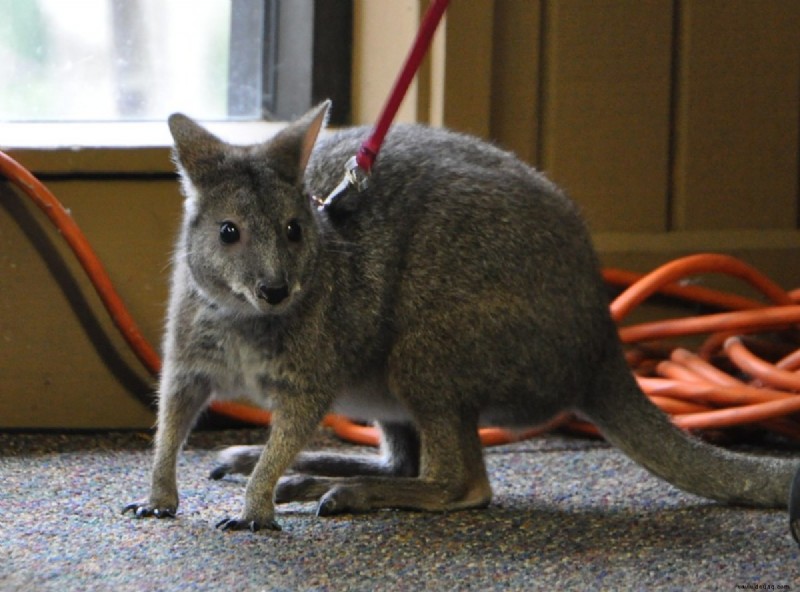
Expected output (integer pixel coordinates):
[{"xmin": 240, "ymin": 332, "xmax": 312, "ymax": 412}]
[{"xmin": 257, "ymin": 281, "xmax": 290, "ymax": 306}]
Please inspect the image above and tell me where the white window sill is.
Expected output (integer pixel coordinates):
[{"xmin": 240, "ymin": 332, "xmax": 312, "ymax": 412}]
[{"xmin": 0, "ymin": 121, "xmax": 288, "ymax": 175}]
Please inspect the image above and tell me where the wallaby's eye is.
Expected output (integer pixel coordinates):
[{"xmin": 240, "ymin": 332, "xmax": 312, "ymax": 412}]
[
  {"xmin": 286, "ymin": 218, "xmax": 302, "ymax": 242},
  {"xmin": 219, "ymin": 221, "xmax": 240, "ymax": 245}
]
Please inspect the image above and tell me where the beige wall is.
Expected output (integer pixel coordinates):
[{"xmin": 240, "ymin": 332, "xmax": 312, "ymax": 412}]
[
  {"xmin": 2, "ymin": 0, "xmax": 799, "ymax": 428},
  {"xmin": 0, "ymin": 177, "xmax": 175, "ymax": 428},
  {"xmin": 354, "ymin": 0, "xmax": 800, "ymax": 275}
]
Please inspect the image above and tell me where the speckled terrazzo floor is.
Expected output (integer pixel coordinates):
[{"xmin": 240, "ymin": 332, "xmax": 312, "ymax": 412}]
[{"xmin": 1, "ymin": 428, "xmax": 798, "ymax": 591}]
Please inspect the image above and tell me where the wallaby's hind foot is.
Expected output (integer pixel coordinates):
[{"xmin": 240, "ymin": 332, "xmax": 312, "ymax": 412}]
[
  {"xmin": 316, "ymin": 476, "xmax": 493, "ymax": 516},
  {"xmin": 274, "ymin": 474, "xmax": 492, "ymax": 516},
  {"xmin": 268, "ymin": 415, "xmax": 489, "ymax": 516}
]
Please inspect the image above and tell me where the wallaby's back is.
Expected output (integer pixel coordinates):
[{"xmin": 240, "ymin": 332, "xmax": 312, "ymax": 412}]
[{"xmin": 308, "ymin": 126, "xmax": 613, "ymax": 424}]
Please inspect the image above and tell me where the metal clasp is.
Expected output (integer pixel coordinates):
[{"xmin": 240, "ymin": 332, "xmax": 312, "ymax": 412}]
[{"xmin": 314, "ymin": 156, "xmax": 371, "ymax": 211}]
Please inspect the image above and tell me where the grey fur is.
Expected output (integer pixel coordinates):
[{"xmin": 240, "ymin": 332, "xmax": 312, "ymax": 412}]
[{"xmin": 124, "ymin": 102, "xmax": 800, "ymax": 534}]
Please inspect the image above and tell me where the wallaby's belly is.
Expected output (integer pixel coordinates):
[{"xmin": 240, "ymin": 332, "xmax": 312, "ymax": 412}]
[
  {"xmin": 212, "ymin": 336, "xmax": 412, "ymax": 422},
  {"xmin": 331, "ymin": 379, "xmax": 563, "ymax": 428},
  {"xmin": 332, "ymin": 383, "xmax": 413, "ymax": 423}
]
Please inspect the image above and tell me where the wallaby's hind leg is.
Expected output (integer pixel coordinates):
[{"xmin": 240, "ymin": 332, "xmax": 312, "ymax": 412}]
[
  {"xmin": 274, "ymin": 412, "xmax": 492, "ymax": 515},
  {"xmin": 211, "ymin": 422, "xmax": 420, "ymax": 480}
]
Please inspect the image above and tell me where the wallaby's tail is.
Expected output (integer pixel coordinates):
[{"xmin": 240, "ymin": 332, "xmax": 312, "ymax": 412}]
[{"xmin": 579, "ymin": 345, "xmax": 800, "ymax": 512}]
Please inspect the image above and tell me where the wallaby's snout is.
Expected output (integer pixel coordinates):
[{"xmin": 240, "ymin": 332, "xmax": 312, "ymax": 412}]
[{"xmin": 257, "ymin": 279, "xmax": 290, "ymax": 306}]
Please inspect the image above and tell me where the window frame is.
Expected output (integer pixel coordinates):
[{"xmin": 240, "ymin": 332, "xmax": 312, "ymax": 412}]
[
  {"xmin": 0, "ymin": 0, "xmax": 352, "ymax": 174},
  {"xmin": 229, "ymin": 0, "xmax": 352, "ymax": 124}
]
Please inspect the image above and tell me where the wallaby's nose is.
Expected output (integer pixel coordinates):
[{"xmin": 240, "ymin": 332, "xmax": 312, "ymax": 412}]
[{"xmin": 257, "ymin": 281, "xmax": 289, "ymax": 306}]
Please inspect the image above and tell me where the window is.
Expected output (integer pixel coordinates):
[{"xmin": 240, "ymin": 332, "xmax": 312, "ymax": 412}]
[{"xmin": 0, "ymin": 0, "xmax": 351, "ymax": 124}]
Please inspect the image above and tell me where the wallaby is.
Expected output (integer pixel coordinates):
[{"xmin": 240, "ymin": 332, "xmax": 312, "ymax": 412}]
[{"xmin": 124, "ymin": 101, "xmax": 800, "ymax": 537}]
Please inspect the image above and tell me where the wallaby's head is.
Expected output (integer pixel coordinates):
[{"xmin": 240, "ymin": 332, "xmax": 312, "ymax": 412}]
[{"xmin": 168, "ymin": 101, "xmax": 330, "ymax": 317}]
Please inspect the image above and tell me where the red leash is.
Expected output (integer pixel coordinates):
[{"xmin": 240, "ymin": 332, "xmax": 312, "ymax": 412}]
[
  {"xmin": 355, "ymin": 0, "xmax": 450, "ymax": 173},
  {"xmin": 319, "ymin": 0, "xmax": 450, "ymax": 208}
]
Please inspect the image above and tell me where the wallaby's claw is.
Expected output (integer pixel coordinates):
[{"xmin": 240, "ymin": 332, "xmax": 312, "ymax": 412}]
[
  {"xmin": 122, "ymin": 502, "xmax": 177, "ymax": 519},
  {"xmin": 215, "ymin": 516, "xmax": 282, "ymax": 533}
]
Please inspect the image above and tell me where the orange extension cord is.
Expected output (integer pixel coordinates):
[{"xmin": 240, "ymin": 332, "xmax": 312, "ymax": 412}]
[{"xmin": 3, "ymin": 148, "xmax": 800, "ymax": 446}]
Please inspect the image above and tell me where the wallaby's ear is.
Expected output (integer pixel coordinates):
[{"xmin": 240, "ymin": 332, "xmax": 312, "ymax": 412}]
[
  {"xmin": 264, "ymin": 100, "xmax": 331, "ymax": 183},
  {"xmin": 168, "ymin": 113, "xmax": 226, "ymax": 183}
]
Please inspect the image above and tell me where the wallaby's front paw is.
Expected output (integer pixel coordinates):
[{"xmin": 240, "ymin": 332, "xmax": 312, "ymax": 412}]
[
  {"xmin": 215, "ymin": 516, "xmax": 282, "ymax": 533},
  {"xmin": 122, "ymin": 501, "xmax": 177, "ymax": 519}
]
